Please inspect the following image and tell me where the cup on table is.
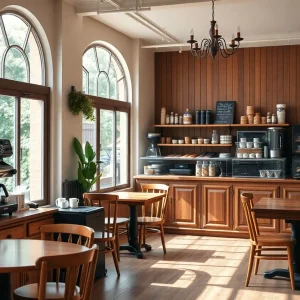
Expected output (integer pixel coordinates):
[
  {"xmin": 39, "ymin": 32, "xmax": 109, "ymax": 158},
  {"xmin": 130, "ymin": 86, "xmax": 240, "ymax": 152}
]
[
  {"xmin": 56, "ymin": 198, "xmax": 69, "ymax": 208},
  {"xmin": 69, "ymin": 198, "xmax": 79, "ymax": 208}
]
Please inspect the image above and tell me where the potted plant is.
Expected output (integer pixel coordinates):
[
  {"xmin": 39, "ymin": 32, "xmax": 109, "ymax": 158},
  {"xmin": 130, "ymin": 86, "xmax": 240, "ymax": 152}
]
[
  {"xmin": 68, "ymin": 86, "xmax": 95, "ymax": 121},
  {"xmin": 73, "ymin": 137, "xmax": 101, "ymax": 193}
]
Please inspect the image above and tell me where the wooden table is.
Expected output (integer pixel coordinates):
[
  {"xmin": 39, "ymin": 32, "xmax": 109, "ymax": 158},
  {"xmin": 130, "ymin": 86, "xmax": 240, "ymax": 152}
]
[
  {"xmin": 109, "ymin": 192, "xmax": 165, "ymax": 259},
  {"xmin": 0, "ymin": 239, "xmax": 89, "ymax": 300},
  {"xmin": 252, "ymin": 198, "xmax": 300, "ymax": 290}
]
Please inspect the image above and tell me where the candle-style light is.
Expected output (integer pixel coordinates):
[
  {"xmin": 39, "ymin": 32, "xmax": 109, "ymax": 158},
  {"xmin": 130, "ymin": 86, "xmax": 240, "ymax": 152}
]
[{"xmin": 187, "ymin": 0, "xmax": 243, "ymax": 59}]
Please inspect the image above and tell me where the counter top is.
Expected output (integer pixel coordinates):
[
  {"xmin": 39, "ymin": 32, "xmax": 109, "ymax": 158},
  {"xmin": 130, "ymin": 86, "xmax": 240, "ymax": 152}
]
[
  {"xmin": 134, "ymin": 174, "xmax": 300, "ymax": 184},
  {"xmin": 0, "ymin": 207, "xmax": 58, "ymax": 227}
]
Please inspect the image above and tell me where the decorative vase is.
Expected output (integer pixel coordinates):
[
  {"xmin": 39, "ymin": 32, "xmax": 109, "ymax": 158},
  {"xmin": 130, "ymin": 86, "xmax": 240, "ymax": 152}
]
[{"xmin": 276, "ymin": 104, "xmax": 286, "ymax": 124}]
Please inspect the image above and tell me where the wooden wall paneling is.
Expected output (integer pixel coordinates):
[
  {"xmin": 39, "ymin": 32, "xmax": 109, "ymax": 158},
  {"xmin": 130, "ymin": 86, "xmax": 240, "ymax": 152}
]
[
  {"xmin": 161, "ymin": 53, "xmax": 167, "ymax": 114},
  {"xmin": 177, "ymin": 52, "xmax": 183, "ymax": 152},
  {"xmin": 218, "ymin": 56, "xmax": 227, "ymax": 100},
  {"xmin": 260, "ymin": 48, "xmax": 267, "ymax": 116},
  {"xmin": 266, "ymin": 47, "xmax": 273, "ymax": 116},
  {"xmin": 238, "ymin": 50, "xmax": 244, "ymax": 120},
  {"xmin": 195, "ymin": 54, "xmax": 201, "ymax": 144},
  {"xmin": 171, "ymin": 52, "xmax": 177, "ymax": 155},
  {"xmin": 243, "ymin": 48, "xmax": 250, "ymax": 115},
  {"xmin": 289, "ymin": 46, "xmax": 297, "ymax": 125},
  {"xmin": 249, "ymin": 48, "xmax": 255, "ymax": 110},
  {"xmin": 272, "ymin": 47, "xmax": 278, "ymax": 116},
  {"xmin": 183, "ymin": 52, "xmax": 189, "ymax": 154},
  {"xmin": 201, "ymin": 57, "xmax": 207, "ymax": 142},
  {"xmin": 297, "ymin": 46, "xmax": 300, "ymax": 124},
  {"xmin": 167, "ymin": 53, "xmax": 172, "ymax": 116},
  {"xmin": 277, "ymin": 47, "xmax": 284, "ymax": 114},
  {"xmin": 226, "ymin": 56, "xmax": 233, "ymax": 101},
  {"xmin": 283, "ymin": 47, "xmax": 290, "ymax": 120},
  {"xmin": 254, "ymin": 48, "xmax": 261, "ymax": 114},
  {"xmin": 188, "ymin": 53, "xmax": 195, "ymax": 146},
  {"xmin": 155, "ymin": 53, "xmax": 161, "ymax": 124}
]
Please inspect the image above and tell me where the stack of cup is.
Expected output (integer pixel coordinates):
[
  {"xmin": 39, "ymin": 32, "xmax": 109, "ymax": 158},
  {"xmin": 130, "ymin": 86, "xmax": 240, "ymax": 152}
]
[
  {"xmin": 246, "ymin": 106, "xmax": 254, "ymax": 124},
  {"xmin": 240, "ymin": 116, "xmax": 248, "ymax": 124},
  {"xmin": 254, "ymin": 113, "xmax": 261, "ymax": 124}
]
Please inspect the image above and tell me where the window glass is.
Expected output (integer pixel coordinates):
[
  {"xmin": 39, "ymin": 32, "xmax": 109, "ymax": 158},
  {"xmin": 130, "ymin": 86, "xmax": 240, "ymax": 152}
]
[
  {"xmin": 117, "ymin": 78, "xmax": 126, "ymax": 102},
  {"xmin": 2, "ymin": 14, "xmax": 28, "ymax": 48},
  {"xmin": 82, "ymin": 48, "xmax": 98, "ymax": 96},
  {"xmin": 0, "ymin": 29, "xmax": 6, "ymax": 68},
  {"xmin": 100, "ymin": 109, "xmax": 114, "ymax": 189},
  {"xmin": 98, "ymin": 73, "xmax": 109, "ymax": 98},
  {"xmin": 20, "ymin": 98, "xmax": 44, "ymax": 201},
  {"xmin": 116, "ymin": 111, "xmax": 128, "ymax": 186},
  {"xmin": 108, "ymin": 62, "xmax": 118, "ymax": 100},
  {"xmin": 96, "ymin": 47, "xmax": 110, "ymax": 73},
  {"xmin": 25, "ymin": 32, "xmax": 43, "ymax": 85},
  {"xmin": 82, "ymin": 109, "xmax": 96, "ymax": 150},
  {"xmin": 82, "ymin": 69, "xmax": 88, "ymax": 94},
  {"xmin": 4, "ymin": 48, "xmax": 28, "ymax": 82}
]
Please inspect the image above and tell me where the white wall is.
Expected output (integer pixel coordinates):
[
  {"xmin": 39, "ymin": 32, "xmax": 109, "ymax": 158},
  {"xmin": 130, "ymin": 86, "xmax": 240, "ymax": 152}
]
[{"xmin": 0, "ymin": 0, "xmax": 155, "ymax": 202}]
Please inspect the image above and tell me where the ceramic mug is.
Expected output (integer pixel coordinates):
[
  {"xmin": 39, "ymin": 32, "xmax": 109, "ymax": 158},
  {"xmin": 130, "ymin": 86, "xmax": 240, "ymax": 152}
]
[
  {"xmin": 56, "ymin": 198, "xmax": 69, "ymax": 208},
  {"xmin": 69, "ymin": 198, "xmax": 79, "ymax": 208}
]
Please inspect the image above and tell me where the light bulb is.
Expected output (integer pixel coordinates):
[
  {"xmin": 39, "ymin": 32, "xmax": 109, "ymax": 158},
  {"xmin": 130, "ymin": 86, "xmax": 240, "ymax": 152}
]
[
  {"xmin": 190, "ymin": 28, "xmax": 194, "ymax": 36},
  {"xmin": 237, "ymin": 26, "xmax": 240, "ymax": 33},
  {"xmin": 215, "ymin": 23, "xmax": 218, "ymax": 30}
]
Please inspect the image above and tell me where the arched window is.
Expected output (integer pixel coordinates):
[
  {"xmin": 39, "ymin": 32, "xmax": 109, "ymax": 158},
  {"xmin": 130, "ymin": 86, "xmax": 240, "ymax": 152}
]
[
  {"xmin": 82, "ymin": 44, "xmax": 130, "ymax": 191},
  {"xmin": 82, "ymin": 46, "xmax": 127, "ymax": 101},
  {"xmin": 0, "ymin": 13, "xmax": 45, "ymax": 84},
  {"xmin": 0, "ymin": 11, "xmax": 49, "ymax": 204}
]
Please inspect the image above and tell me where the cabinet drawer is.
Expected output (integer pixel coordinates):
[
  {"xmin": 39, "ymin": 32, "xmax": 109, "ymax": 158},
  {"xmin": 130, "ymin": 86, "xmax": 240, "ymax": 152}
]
[
  {"xmin": 0, "ymin": 225, "xmax": 25, "ymax": 239},
  {"xmin": 28, "ymin": 218, "xmax": 54, "ymax": 237}
]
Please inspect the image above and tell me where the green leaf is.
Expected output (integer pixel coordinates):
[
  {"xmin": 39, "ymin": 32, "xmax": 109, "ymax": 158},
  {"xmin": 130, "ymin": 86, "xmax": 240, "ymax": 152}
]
[
  {"xmin": 73, "ymin": 138, "xmax": 85, "ymax": 165},
  {"xmin": 90, "ymin": 174, "xmax": 101, "ymax": 186},
  {"xmin": 78, "ymin": 167, "xmax": 85, "ymax": 184},
  {"xmin": 85, "ymin": 142, "xmax": 95, "ymax": 162},
  {"xmin": 85, "ymin": 162, "xmax": 97, "ymax": 179}
]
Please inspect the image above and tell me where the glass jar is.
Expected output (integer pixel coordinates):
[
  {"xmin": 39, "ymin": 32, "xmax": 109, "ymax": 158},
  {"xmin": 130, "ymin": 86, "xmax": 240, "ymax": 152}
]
[
  {"xmin": 272, "ymin": 114, "xmax": 277, "ymax": 124},
  {"xmin": 183, "ymin": 109, "xmax": 192, "ymax": 125},
  {"xmin": 209, "ymin": 161, "xmax": 216, "ymax": 177},
  {"xmin": 174, "ymin": 113, "xmax": 179, "ymax": 124},
  {"xmin": 166, "ymin": 114, "xmax": 170, "ymax": 124},
  {"xmin": 195, "ymin": 161, "xmax": 202, "ymax": 177},
  {"xmin": 179, "ymin": 115, "xmax": 183, "ymax": 124},
  {"xmin": 211, "ymin": 130, "xmax": 219, "ymax": 144},
  {"xmin": 202, "ymin": 161, "xmax": 209, "ymax": 177},
  {"xmin": 170, "ymin": 112, "xmax": 174, "ymax": 124}
]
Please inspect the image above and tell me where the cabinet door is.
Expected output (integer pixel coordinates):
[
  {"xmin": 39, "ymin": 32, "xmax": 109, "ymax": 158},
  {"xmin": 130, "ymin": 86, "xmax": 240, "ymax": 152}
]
[
  {"xmin": 169, "ymin": 183, "xmax": 200, "ymax": 228},
  {"xmin": 234, "ymin": 185, "xmax": 280, "ymax": 233},
  {"xmin": 202, "ymin": 184, "xmax": 232, "ymax": 230},
  {"xmin": 280, "ymin": 186, "xmax": 300, "ymax": 233}
]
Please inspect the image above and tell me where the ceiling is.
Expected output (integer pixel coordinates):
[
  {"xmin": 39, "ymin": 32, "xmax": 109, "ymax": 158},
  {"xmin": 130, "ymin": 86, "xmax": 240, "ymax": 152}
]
[{"xmin": 67, "ymin": 0, "xmax": 300, "ymax": 50}]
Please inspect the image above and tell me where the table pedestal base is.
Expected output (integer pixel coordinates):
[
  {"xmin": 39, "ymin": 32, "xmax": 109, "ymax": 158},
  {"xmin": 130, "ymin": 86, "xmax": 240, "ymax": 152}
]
[
  {"xmin": 264, "ymin": 269, "xmax": 300, "ymax": 290},
  {"xmin": 0, "ymin": 273, "xmax": 11, "ymax": 300}
]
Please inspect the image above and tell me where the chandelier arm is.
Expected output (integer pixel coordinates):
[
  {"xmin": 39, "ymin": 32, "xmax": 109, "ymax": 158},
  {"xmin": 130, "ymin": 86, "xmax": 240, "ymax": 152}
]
[
  {"xmin": 217, "ymin": 38, "xmax": 241, "ymax": 58},
  {"xmin": 197, "ymin": 39, "xmax": 211, "ymax": 58}
]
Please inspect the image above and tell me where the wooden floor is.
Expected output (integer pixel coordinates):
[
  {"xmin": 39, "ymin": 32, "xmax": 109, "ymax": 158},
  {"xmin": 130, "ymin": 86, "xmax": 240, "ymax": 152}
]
[{"xmin": 91, "ymin": 234, "xmax": 300, "ymax": 300}]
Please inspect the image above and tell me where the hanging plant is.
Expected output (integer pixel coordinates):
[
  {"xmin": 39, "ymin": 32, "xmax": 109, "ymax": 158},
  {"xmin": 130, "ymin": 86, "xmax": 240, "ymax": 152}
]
[{"xmin": 68, "ymin": 86, "xmax": 95, "ymax": 121}]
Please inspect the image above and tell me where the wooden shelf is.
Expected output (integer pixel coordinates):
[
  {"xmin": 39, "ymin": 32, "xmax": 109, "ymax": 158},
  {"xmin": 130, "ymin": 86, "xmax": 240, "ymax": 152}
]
[
  {"xmin": 154, "ymin": 124, "xmax": 289, "ymax": 128},
  {"xmin": 158, "ymin": 144, "xmax": 232, "ymax": 147}
]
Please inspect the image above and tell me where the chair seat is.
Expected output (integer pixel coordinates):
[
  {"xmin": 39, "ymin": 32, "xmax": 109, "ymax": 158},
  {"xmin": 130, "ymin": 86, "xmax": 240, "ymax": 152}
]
[
  {"xmin": 256, "ymin": 234, "xmax": 295, "ymax": 246},
  {"xmin": 14, "ymin": 282, "xmax": 80, "ymax": 300},
  {"xmin": 94, "ymin": 231, "xmax": 114, "ymax": 241},
  {"xmin": 105, "ymin": 217, "xmax": 129, "ymax": 225},
  {"xmin": 137, "ymin": 216, "xmax": 162, "ymax": 224}
]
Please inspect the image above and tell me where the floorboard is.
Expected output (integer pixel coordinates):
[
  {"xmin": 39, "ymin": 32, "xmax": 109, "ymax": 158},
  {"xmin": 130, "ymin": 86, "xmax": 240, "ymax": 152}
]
[{"xmin": 91, "ymin": 234, "xmax": 300, "ymax": 300}]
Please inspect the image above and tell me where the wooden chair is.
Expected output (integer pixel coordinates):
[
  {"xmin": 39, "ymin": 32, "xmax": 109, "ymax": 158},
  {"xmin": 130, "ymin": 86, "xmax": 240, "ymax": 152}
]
[
  {"xmin": 83, "ymin": 193, "xmax": 120, "ymax": 276},
  {"xmin": 13, "ymin": 244, "xmax": 98, "ymax": 300},
  {"xmin": 40, "ymin": 223, "xmax": 95, "ymax": 248},
  {"xmin": 138, "ymin": 184, "xmax": 170, "ymax": 254},
  {"xmin": 241, "ymin": 193, "xmax": 295, "ymax": 289},
  {"xmin": 83, "ymin": 195, "xmax": 129, "ymax": 262}
]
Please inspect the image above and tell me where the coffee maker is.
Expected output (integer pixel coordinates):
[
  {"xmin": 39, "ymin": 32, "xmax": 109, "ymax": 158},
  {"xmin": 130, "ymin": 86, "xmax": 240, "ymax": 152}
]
[
  {"xmin": 0, "ymin": 139, "xmax": 18, "ymax": 215},
  {"xmin": 267, "ymin": 127, "xmax": 284, "ymax": 158}
]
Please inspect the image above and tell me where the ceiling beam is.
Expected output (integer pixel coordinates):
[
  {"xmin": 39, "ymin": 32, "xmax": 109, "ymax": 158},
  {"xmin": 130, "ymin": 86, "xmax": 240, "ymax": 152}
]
[{"xmin": 75, "ymin": 0, "xmax": 211, "ymax": 16}]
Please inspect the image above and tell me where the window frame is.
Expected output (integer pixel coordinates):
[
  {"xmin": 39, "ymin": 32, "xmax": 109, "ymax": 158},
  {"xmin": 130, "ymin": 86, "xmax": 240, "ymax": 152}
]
[{"xmin": 0, "ymin": 78, "xmax": 50, "ymax": 205}]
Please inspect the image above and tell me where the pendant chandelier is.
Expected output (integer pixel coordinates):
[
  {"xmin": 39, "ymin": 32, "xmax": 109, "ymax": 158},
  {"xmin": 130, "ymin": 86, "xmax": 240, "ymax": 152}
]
[{"xmin": 187, "ymin": 0, "xmax": 243, "ymax": 59}]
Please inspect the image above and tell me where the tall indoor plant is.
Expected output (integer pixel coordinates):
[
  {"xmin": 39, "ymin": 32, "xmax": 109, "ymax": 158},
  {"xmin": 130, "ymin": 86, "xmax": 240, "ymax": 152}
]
[{"xmin": 73, "ymin": 137, "xmax": 101, "ymax": 193}]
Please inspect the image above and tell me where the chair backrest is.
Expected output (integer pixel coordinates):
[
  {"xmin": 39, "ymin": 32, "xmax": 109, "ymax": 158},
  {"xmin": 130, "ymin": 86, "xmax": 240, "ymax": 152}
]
[
  {"xmin": 140, "ymin": 184, "xmax": 170, "ymax": 221},
  {"xmin": 40, "ymin": 224, "xmax": 95, "ymax": 248},
  {"xmin": 83, "ymin": 193, "xmax": 118, "ymax": 240},
  {"xmin": 241, "ymin": 193, "xmax": 258, "ymax": 243},
  {"xmin": 35, "ymin": 244, "xmax": 98, "ymax": 300}
]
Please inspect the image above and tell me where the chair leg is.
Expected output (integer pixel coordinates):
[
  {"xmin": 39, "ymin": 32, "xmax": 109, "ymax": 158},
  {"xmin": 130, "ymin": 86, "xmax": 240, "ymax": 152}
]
[
  {"xmin": 160, "ymin": 224, "xmax": 167, "ymax": 254},
  {"xmin": 287, "ymin": 245, "xmax": 295, "ymax": 290},
  {"xmin": 254, "ymin": 245, "xmax": 261, "ymax": 275},
  {"xmin": 138, "ymin": 225, "xmax": 144, "ymax": 250},
  {"xmin": 115, "ymin": 225, "xmax": 120, "ymax": 262},
  {"xmin": 111, "ymin": 240, "xmax": 120, "ymax": 277},
  {"xmin": 126, "ymin": 222, "xmax": 129, "ymax": 240},
  {"xmin": 143, "ymin": 226, "xmax": 146, "ymax": 246},
  {"xmin": 245, "ymin": 244, "xmax": 255, "ymax": 287}
]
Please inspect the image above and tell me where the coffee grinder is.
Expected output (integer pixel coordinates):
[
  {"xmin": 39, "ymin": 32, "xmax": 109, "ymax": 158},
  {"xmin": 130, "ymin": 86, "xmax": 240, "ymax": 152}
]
[
  {"xmin": 0, "ymin": 139, "xmax": 18, "ymax": 215},
  {"xmin": 146, "ymin": 133, "xmax": 161, "ymax": 157}
]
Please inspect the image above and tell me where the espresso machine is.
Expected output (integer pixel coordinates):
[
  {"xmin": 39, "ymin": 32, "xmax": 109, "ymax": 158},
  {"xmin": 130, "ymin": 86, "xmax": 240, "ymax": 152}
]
[
  {"xmin": 146, "ymin": 133, "xmax": 161, "ymax": 157},
  {"xmin": 0, "ymin": 139, "xmax": 18, "ymax": 215},
  {"xmin": 267, "ymin": 127, "xmax": 284, "ymax": 158}
]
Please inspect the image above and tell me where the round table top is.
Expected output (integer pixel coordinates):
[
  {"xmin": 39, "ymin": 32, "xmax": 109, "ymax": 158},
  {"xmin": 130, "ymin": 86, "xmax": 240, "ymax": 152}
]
[{"xmin": 0, "ymin": 239, "xmax": 89, "ymax": 272}]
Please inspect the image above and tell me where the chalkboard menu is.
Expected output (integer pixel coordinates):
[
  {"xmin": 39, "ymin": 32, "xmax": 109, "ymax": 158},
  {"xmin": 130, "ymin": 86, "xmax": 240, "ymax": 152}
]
[{"xmin": 215, "ymin": 101, "xmax": 236, "ymax": 124}]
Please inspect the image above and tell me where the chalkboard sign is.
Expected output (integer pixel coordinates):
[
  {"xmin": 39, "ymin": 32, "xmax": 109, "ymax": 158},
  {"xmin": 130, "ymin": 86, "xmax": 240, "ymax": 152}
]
[{"xmin": 215, "ymin": 101, "xmax": 236, "ymax": 124}]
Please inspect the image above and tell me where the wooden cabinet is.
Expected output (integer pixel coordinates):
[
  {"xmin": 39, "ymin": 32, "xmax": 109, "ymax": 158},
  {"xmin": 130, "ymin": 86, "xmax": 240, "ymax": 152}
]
[
  {"xmin": 167, "ymin": 183, "xmax": 200, "ymax": 228},
  {"xmin": 233, "ymin": 184, "xmax": 280, "ymax": 233},
  {"xmin": 27, "ymin": 217, "xmax": 54, "ymax": 238},
  {"xmin": 201, "ymin": 184, "xmax": 232, "ymax": 230},
  {"xmin": 279, "ymin": 186, "xmax": 300, "ymax": 233}
]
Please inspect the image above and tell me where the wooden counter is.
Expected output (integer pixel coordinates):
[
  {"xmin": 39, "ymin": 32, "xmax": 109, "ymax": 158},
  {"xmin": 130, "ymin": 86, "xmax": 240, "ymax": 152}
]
[{"xmin": 134, "ymin": 175, "xmax": 300, "ymax": 238}]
